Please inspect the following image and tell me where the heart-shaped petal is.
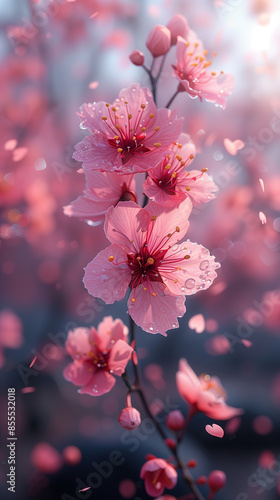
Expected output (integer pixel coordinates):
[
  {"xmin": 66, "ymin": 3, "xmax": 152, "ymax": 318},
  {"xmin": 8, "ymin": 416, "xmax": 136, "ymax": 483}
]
[
  {"xmin": 205, "ymin": 423, "xmax": 224, "ymax": 438},
  {"xmin": 224, "ymin": 138, "xmax": 244, "ymax": 156},
  {"xmin": 188, "ymin": 314, "xmax": 205, "ymax": 334}
]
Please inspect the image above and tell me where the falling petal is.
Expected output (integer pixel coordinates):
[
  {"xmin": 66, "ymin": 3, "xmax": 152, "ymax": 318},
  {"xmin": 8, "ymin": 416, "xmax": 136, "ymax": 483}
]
[
  {"xmin": 188, "ymin": 314, "xmax": 206, "ymax": 334},
  {"xmin": 224, "ymin": 138, "xmax": 245, "ymax": 156},
  {"xmin": 79, "ymin": 487, "xmax": 91, "ymax": 492},
  {"xmin": 205, "ymin": 423, "xmax": 224, "ymax": 438},
  {"xmin": 29, "ymin": 355, "xmax": 37, "ymax": 368},
  {"xmin": 259, "ymin": 211, "xmax": 267, "ymax": 224},
  {"xmin": 259, "ymin": 178, "xmax": 265, "ymax": 192},
  {"xmin": 89, "ymin": 81, "xmax": 99, "ymax": 89},
  {"xmin": 241, "ymin": 339, "xmax": 252, "ymax": 348},
  {"xmin": 4, "ymin": 139, "xmax": 17, "ymax": 151},
  {"xmin": 21, "ymin": 387, "xmax": 36, "ymax": 394},
  {"xmin": 12, "ymin": 147, "xmax": 28, "ymax": 162}
]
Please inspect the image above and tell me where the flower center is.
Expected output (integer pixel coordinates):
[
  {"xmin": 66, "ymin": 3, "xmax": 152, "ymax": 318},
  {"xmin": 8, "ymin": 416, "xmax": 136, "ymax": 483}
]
[
  {"xmin": 128, "ymin": 245, "xmax": 167, "ymax": 290},
  {"xmin": 89, "ymin": 349, "xmax": 110, "ymax": 370}
]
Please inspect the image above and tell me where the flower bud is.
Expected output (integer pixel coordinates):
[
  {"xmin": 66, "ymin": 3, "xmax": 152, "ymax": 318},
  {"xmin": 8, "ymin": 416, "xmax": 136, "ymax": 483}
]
[
  {"xmin": 129, "ymin": 50, "xmax": 145, "ymax": 66},
  {"xmin": 165, "ymin": 438, "xmax": 176, "ymax": 449},
  {"xmin": 166, "ymin": 410, "xmax": 185, "ymax": 431},
  {"xmin": 118, "ymin": 407, "xmax": 141, "ymax": 430},
  {"xmin": 196, "ymin": 476, "xmax": 207, "ymax": 485},
  {"xmin": 146, "ymin": 25, "xmax": 171, "ymax": 57},
  {"xmin": 166, "ymin": 14, "xmax": 189, "ymax": 45},
  {"xmin": 208, "ymin": 470, "xmax": 226, "ymax": 493}
]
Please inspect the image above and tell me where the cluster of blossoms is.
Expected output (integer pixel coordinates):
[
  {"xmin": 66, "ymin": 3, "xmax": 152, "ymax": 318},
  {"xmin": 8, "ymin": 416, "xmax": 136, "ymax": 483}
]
[{"xmin": 63, "ymin": 13, "xmax": 238, "ymax": 500}]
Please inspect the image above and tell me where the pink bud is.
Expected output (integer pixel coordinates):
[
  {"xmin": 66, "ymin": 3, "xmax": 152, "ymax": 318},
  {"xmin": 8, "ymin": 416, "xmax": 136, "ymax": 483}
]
[
  {"xmin": 187, "ymin": 459, "xmax": 197, "ymax": 468},
  {"xmin": 165, "ymin": 438, "xmax": 176, "ymax": 449},
  {"xmin": 118, "ymin": 407, "xmax": 141, "ymax": 430},
  {"xmin": 197, "ymin": 476, "xmax": 207, "ymax": 485},
  {"xmin": 166, "ymin": 14, "xmax": 189, "ymax": 45},
  {"xmin": 166, "ymin": 410, "xmax": 185, "ymax": 431},
  {"xmin": 208, "ymin": 470, "xmax": 226, "ymax": 493},
  {"xmin": 146, "ymin": 25, "xmax": 171, "ymax": 57},
  {"xmin": 129, "ymin": 50, "xmax": 145, "ymax": 66}
]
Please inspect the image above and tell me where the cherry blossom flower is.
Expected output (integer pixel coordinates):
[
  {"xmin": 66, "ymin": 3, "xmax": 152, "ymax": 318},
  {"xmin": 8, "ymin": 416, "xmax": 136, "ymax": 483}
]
[
  {"xmin": 83, "ymin": 199, "xmax": 219, "ymax": 335},
  {"xmin": 173, "ymin": 35, "xmax": 234, "ymax": 109},
  {"xmin": 73, "ymin": 83, "xmax": 183, "ymax": 174},
  {"xmin": 63, "ymin": 317, "xmax": 133, "ymax": 396},
  {"xmin": 176, "ymin": 359, "xmax": 243, "ymax": 419},
  {"xmin": 64, "ymin": 170, "xmax": 136, "ymax": 224},
  {"xmin": 143, "ymin": 133, "xmax": 218, "ymax": 207},
  {"xmin": 140, "ymin": 458, "xmax": 178, "ymax": 497}
]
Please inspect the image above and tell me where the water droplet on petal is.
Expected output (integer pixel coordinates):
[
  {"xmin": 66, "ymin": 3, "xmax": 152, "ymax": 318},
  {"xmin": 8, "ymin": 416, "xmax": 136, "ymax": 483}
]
[
  {"xmin": 199, "ymin": 260, "xmax": 209, "ymax": 271},
  {"xmin": 185, "ymin": 278, "xmax": 195, "ymax": 289}
]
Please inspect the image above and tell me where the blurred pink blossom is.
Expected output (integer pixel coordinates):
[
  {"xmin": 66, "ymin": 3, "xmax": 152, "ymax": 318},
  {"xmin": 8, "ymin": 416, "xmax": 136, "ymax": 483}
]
[
  {"xmin": 140, "ymin": 457, "xmax": 177, "ymax": 497},
  {"xmin": 176, "ymin": 359, "xmax": 243, "ymax": 419},
  {"xmin": 63, "ymin": 317, "xmax": 133, "ymax": 396}
]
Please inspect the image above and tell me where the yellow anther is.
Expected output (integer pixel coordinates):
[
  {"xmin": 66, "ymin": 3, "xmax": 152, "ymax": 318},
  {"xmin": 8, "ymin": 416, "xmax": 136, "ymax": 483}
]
[
  {"xmin": 185, "ymin": 42, "xmax": 190, "ymax": 47},
  {"xmin": 143, "ymin": 287, "xmax": 147, "ymax": 291},
  {"xmin": 132, "ymin": 298, "xmax": 136, "ymax": 303},
  {"xmin": 114, "ymin": 135, "xmax": 120, "ymax": 140},
  {"xmin": 167, "ymin": 233, "xmax": 172, "ymax": 238},
  {"xmin": 211, "ymin": 72, "xmax": 216, "ymax": 76},
  {"xmin": 116, "ymin": 124, "xmax": 121, "ymax": 129},
  {"xmin": 203, "ymin": 50, "xmax": 208, "ymax": 55},
  {"xmin": 177, "ymin": 267, "xmax": 181, "ymax": 271},
  {"xmin": 117, "ymin": 148, "xmax": 123, "ymax": 153},
  {"xmin": 201, "ymin": 168, "xmax": 208, "ymax": 172},
  {"xmin": 176, "ymin": 226, "xmax": 180, "ymax": 232},
  {"xmin": 189, "ymin": 154, "xmax": 194, "ymax": 159},
  {"xmin": 149, "ymin": 113, "xmax": 154, "ymax": 119},
  {"xmin": 166, "ymin": 155, "xmax": 171, "ymax": 159},
  {"xmin": 133, "ymin": 136, "xmax": 136, "ymax": 141},
  {"xmin": 171, "ymin": 172, "xmax": 177, "ymax": 178},
  {"xmin": 184, "ymin": 255, "xmax": 191, "ymax": 259},
  {"xmin": 194, "ymin": 42, "xmax": 199, "ymax": 47},
  {"xmin": 142, "ymin": 127, "xmax": 146, "ymax": 131},
  {"xmin": 188, "ymin": 53, "xmax": 193, "ymax": 56},
  {"xmin": 106, "ymin": 103, "xmax": 110, "ymax": 107},
  {"xmin": 186, "ymin": 172, "xmax": 190, "ymax": 176},
  {"xmin": 177, "ymin": 143, "xmax": 182, "ymax": 149},
  {"xmin": 154, "ymin": 143, "xmax": 161, "ymax": 148},
  {"xmin": 108, "ymin": 256, "xmax": 114, "ymax": 262},
  {"xmin": 101, "ymin": 116, "xmax": 108, "ymax": 121},
  {"xmin": 213, "ymin": 52, "xmax": 217, "ymax": 56},
  {"xmin": 176, "ymin": 154, "xmax": 182, "ymax": 161},
  {"xmin": 112, "ymin": 106, "xmax": 117, "ymax": 112},
  {"xmin": 154, "ymin": 126, "xmax": 160, "ymax": 131},
  {"xmin": 130, "ymin": 239, "xmax": 133, "ymax": 243},
  {"xmin": 220, "ymin": 70, "xmax": 224, "ymax": 74},
  {"xmin": 151, "ymin": 292, "xmax": 157, "ymax": 297},
  {"xmin": 128, "ymin": 114, "xmax": 132, "ymax": 119},
  {"xmin": 147, "ymin": 258, "xmax": 155, "ymax": 265},
  {"xmin": 181, "ymin": 161, "xmax": 186, "ymax": 166},
  {"xmin": 174, "ymin": 279, "xmax": 178, "ymax": 283},
  {"xmin": 165, "ymin": 164, "xmax": 171, "ymax": 170},
  {"xmin": 186, "ymin": 186, "xmax": 191, "ymax": 191},
  {"xmin": 150, "ymin": 215, "xmax": 156, "ymax": 221},
  {"xmin": 141, "ymin": 104, "xmax": 146, "ymax": 109},
  {"xmin": 191, "ymin": 63, "xmax": 198, "ymax": 67},
  {"xmin": 124, "ymin": 101, "xmax": 128, "ymax": 104}
]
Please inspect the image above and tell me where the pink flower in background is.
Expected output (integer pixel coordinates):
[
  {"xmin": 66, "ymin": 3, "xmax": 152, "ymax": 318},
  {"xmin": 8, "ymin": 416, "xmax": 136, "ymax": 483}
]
[
  {"xmin": 64, "ymin": 170, "xmax": 136, "ymax": 224},
  {"xmin": 63, "ymin": 317, "xmax": 133, "ymax": 396},
  {"xmin": 140, "ymin": 457, "xmax": 178, "ymax": 497},
  {"xmin": 176, "ymin": 359, "xmax": 243, "ymax": 419},
  {"xmin": 0, "ymin": 309, "xmax": 23, "ymax": 368},
  {"xmin": 83, "ymin": 199, "xmax": 219, "ymax": 335},
  {"xmin": 73, "ymin": 83, "xmax": 183, "ymax": 174},
  {"xmin": 167, "ymin": 14, "xmax": 189, "ymax": 45},
  {"xmin": 143, "ymin": 133, "xmax": 218, "ymax": 207},
  {"xmin": 173, "ymin": 35, "xmax": 234, "ymax": 108}
]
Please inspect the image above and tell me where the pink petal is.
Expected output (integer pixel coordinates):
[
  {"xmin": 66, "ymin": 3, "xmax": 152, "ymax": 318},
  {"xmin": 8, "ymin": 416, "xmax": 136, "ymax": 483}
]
[
  {"xmin": 4, "ymin": 139, "xmax": 17, "ymax": 151},
  {"xmin": 29, "ymin": 355, "xmax": 37, "ymax": 368},
  {"xmin": 89, "ymin": 81, "xmax": 99, "ymax": 89},
  {"xmin": 145, "ymin": 198, "xmax": 192, "ymax": 249},
  {"xmin": 224, "ymin": 138, "xmax": 245, "ymax": 156},
  {"xmin": 184, "ymin": 170, "xmax": 218, "ymax": 206},
  {"xmin": 12, "ymin": 147, "xmax": 28, "ymax": 162},
  {"xmin": 259, "ymin": 211, "xmax": 267, "ymax": 224},
  {"xmin": 241, "ymin": 339, "xmax": 252, "ymax": 348},
  {"xmin": 105, "ymin": 202, "xmax": 149, "ymax": 253},
  {"xmin": 176, "ymin": 371, "xmax": 199, "ymax": 405},
  {"xmin": 95, "ymin": 316, "xmax": 128, "ymax": 352},
  {"xmin": 188, "ymin": 314, "xmax": 205, "ymax": 334},
  {"xmin": 162, "ymin": 241, "xmax": 219, "ymax": 296},
  {"xmin": 63, "ymin": 361, "xmax": 94, "ymax": 386},
  {"xmin": 21, "ymin": 387, "xmax": 36, "ymax": 394},
  {"xmin": 79, "ymin": 370, "xmax": 116, "ymax": 396},
  {"xmin": 109, "ymin": 339, "xmax": 133, "ymax": 376},
  {"xmin": 127, "ymin": 282, "xmax": 186, "ymax": 335},
  {"xmin": 83, "ymin": 244, "xmax": 131, "ymax": 304},
  {"xmin": 205, "ymin": 423, "xmax": 224, "ymax": 438},
  {"xmin": 65, "ymin": 327, "xmax": 92, "ymax": 360}
]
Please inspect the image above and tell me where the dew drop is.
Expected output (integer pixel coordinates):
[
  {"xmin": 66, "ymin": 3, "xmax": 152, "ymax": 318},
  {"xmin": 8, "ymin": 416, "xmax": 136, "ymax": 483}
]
[
  {"xmin": 185, "ymin": 278, "xmax": 195, "ymax": 289},
  {"xmin": 199, "ymin": 260, "xmax": 209, "ymax": 271}
]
